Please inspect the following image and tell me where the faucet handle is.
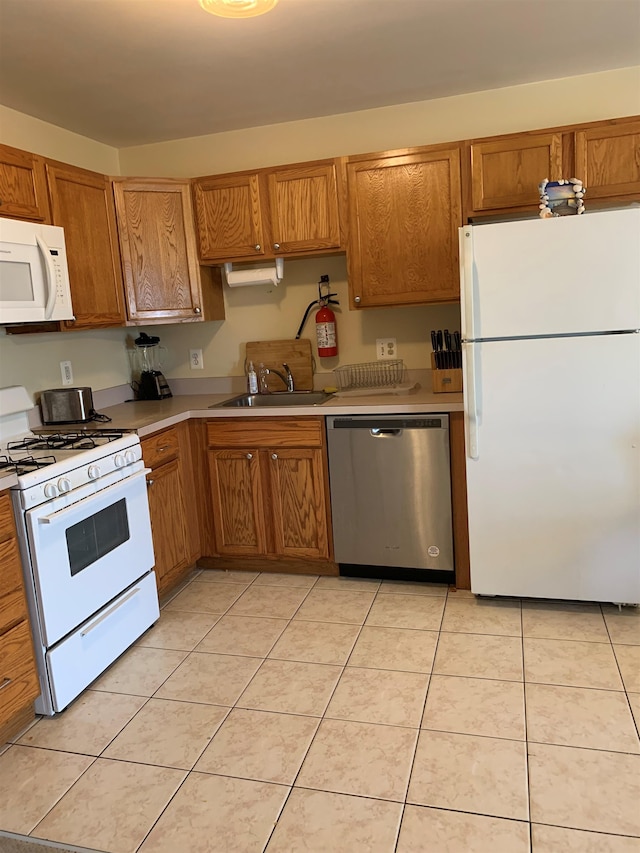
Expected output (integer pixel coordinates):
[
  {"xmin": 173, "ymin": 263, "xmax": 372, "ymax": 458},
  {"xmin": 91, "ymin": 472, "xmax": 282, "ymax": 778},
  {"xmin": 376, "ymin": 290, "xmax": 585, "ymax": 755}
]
[{"xmin": 282, "ymin": 363, "xmax": 295, "ymax": 392}]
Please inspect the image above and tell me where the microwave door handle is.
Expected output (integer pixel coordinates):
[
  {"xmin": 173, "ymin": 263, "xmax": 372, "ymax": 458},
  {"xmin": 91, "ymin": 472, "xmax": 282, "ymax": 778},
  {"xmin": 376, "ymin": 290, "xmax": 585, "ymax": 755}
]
[
  {"xmin": 37, "ymin": 469, "xmax": 151, "ymax": 525},
  {"xmin": 35, "ymin": 234, "xmax": 58, "ymax": 320}
]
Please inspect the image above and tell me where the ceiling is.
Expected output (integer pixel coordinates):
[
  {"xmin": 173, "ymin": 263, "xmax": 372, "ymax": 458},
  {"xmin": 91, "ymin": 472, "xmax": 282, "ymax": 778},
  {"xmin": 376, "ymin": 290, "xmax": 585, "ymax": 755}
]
[{"xmin": 0, "ymin": 0, "xmax": 638, "ymax": 148}]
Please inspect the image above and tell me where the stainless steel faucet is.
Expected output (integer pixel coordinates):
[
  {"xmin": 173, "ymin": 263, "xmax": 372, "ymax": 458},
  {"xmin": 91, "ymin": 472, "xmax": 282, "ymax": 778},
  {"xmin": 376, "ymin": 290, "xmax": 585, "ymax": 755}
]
[{"xmin": 259, "ymin": 362, "xmax": 294, "ymax": 393}]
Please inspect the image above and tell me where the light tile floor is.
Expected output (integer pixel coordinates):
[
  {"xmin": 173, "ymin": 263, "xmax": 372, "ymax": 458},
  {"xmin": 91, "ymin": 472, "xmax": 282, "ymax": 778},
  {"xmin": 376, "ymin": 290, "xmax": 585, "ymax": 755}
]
[{"xmin": 1, "ymin": 570, "xmax": 640, "ymax": 853}]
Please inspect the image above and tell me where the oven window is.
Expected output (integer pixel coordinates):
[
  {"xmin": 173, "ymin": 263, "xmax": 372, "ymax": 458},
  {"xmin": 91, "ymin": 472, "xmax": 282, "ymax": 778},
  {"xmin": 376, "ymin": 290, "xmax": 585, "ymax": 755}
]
[{"xmin": 66, "ymin": 498, "xmax": 130, "ymax": 575}]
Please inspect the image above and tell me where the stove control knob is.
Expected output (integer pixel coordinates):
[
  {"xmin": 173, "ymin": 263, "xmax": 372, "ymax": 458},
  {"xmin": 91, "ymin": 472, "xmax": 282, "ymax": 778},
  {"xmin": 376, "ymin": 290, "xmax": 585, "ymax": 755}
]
[
  {"xmin": 88, "ymin": 465, "xmax": 101, "ymax": 480},
  {"xmin": 125, "ymin": 451, "xmax": 137, "ymax": 465},
  {"xmin": 57, "ymin": 478, "xmax": 71, "ymax": 493},
  {"xmin": 44, "ymin": 483, "xmax": 58, "ymax": 498},
  {"xmin": 114, "ymin": 454, "xmax": 126, "ymax": 468}
]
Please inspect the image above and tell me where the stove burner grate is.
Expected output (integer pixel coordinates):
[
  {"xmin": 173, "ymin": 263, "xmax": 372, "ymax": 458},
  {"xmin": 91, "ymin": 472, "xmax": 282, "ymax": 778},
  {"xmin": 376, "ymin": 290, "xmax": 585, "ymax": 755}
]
[{"xmin": 0, "ymin": 453, "xmax": 58, "ymax": 475}]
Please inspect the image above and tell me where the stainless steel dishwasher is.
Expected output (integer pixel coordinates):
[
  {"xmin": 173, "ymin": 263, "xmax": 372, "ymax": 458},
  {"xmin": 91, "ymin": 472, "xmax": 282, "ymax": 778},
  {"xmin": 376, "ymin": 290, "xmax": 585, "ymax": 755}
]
[{"xmin": 326, "ymin": 414, "xmax": 454, "ymax": 581}]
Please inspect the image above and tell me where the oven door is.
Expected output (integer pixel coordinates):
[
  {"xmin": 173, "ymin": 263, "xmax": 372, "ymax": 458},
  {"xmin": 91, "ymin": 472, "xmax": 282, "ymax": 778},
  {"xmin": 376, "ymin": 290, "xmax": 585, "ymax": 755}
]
[{"xmin": 26, "ymin": 468, "xmax": 155, "ymax": 647}]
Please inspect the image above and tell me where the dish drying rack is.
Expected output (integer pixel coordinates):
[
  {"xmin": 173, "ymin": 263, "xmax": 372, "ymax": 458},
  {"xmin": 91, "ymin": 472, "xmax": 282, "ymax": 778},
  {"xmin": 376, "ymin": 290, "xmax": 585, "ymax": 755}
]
[{"xmin": 333, "ymin": 360, "xmax": 415, "ymax": 396}]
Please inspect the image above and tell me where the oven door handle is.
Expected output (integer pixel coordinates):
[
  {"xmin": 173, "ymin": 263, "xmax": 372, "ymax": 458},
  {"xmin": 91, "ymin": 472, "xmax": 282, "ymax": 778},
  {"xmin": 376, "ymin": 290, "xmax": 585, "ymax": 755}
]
[{"xmin": 37, "ymin": 469, "xmax": 151, "ymax": 525}]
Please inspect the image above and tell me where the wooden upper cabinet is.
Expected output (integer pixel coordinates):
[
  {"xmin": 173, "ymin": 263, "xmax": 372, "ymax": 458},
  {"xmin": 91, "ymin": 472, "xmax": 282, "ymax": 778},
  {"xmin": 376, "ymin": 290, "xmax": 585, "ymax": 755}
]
[
  {"xmin": 575, "ymin": 118, "xmax": 640, "ymax": 200},
  {"xmin": 0, "ymin": 144, "xmax": 51, "ymax": 222},
  {"xmin": 266, "ymin": 162, "xmax": 342, "ymax": 255},
  {"xmin": 192, "ymin": 158, "xmax": 343, "ymax": 263},
  {"xmin": 346, "ymin": 145, "xmax": 463, "ymax": 307},
  {"xmin": 46, "ymin": 162, "xmax": 126, "ymax": 330},
  {"xmin": 113, "ymin": 178, "xmax": 224, "ymax": 324},
  {"xmin": 468, "ymin": 132, "xmax": 564, "ymax": 214},
  {"xmin": 192, "ymin": 172, "xmax": 265, "ymax": 261}
]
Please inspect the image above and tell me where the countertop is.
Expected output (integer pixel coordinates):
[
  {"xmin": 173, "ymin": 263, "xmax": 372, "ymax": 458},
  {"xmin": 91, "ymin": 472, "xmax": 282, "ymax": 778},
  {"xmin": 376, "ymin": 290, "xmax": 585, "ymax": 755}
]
[
  {"xmin": 0, "ymin": 472, "xmax": 19, "ymax": 492},
  {"xmin": 96, "ymin": 387, "xmax": 464, "ymax": 437}
]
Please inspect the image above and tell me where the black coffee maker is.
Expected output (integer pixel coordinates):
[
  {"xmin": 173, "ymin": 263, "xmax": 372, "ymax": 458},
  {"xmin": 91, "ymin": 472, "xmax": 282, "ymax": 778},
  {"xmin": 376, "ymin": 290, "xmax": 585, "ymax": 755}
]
[{"xmin": 132, "ymin": 333, "xmax": 172, "ymax": 400}]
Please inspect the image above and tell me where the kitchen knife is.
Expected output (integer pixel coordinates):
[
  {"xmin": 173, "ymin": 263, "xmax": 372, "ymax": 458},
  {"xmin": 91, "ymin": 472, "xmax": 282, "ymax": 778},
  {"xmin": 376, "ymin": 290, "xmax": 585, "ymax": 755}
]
[
  {"xmin": 444, "ymin": 329, "xmax": 451, "ymax": 368},
  {"xmin": 431, "ymin": 330, "xmax": 438, "ymax": 355},
  {"xmin": 436, "ymin": 330, "xmax": 443, "ymax": 368},
  {"xmin": 454, "ymin": 331, "xmax": 461, "ymax": 368}
]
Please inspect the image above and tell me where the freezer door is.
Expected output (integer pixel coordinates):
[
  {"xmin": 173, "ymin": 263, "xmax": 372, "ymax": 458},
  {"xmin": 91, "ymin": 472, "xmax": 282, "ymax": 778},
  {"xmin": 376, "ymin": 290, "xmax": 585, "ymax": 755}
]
[
  {"xmin": 464, "ymin": 333, "xmax": 640, "ymax": 602},
  {"xmin": 460, "ymin": 208, "xmax": 640, "ymax": 340}
]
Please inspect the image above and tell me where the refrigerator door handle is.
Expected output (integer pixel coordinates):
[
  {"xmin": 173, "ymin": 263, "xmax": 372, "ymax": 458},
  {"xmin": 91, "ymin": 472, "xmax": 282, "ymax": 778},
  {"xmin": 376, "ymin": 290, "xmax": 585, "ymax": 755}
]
[
  {"xmin": 459, "ymin": 228, "xmax": 475, "ymax": 340},
  {"xmin": 463, "ymin": 342, "xmax": 480, "ymax": 460}
]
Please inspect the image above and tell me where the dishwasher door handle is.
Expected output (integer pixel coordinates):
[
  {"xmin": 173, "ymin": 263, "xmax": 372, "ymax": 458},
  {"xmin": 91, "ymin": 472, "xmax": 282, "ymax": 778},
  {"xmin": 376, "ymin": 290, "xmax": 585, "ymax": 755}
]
[{"xmin": 370, "ymin": 428, "xmax": 403, "ymax": 437}]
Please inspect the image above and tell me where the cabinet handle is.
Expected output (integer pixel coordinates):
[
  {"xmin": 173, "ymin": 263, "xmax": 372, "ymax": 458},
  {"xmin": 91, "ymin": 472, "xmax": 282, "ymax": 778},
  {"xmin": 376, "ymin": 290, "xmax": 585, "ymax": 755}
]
[
  {"xmin": 354, "ymin": 296, "xmax": 361, "ymax": 304},
  {"xmin": 194, "ymin": 306, "xmax": 201, "ymax": 314},
  {"xmin": 158, "ymin": 446, "xmax": 169, "ymax": 453},
  {"xmin": 273, "ymin": 243, "xmax": 280, "ymax": 251},
  {"xmin": 0, "ymin": 678, "xmax": 11, "ymax": 691},
  {"xmin": 254, "ymin": 244, "xmax": 261, "ymax": 252},
  {"xmin": 246, "ymin": 453, "xmax": 253, "ymax": 460},
  {"xmin": 271, "ymin": 453, "xmax": 278, "ymax": 460},
  {"xmin": 147, "ymin": 479, "xmax": 154, "ymax": 487}
]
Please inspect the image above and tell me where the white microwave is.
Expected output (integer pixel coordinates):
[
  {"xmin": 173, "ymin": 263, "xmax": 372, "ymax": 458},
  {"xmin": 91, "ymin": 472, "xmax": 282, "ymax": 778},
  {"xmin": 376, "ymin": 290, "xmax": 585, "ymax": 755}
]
[{"xmin": 0, "ymin": 217, "xmax": 74, "ymax": 324}]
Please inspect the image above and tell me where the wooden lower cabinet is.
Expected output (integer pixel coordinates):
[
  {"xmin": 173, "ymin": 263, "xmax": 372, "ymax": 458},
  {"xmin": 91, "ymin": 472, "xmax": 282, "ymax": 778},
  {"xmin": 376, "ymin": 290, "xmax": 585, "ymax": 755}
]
[
  {"xmin": 0, "ymin": 491, "xmax": 39, "ymax": 741},
  {"xmin": 142, "ymin": 423, "xmax": 199, "ymax": 597},
  {"xmin": 206, "ymin": 417, "xmax": 333, "ymax": 569}
]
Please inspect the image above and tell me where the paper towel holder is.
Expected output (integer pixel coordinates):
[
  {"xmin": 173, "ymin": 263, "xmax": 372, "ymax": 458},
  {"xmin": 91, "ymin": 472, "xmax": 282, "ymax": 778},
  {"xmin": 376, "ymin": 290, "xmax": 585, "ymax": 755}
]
[{"xmin": 223, "ymin": 257, "xmax": 284, "ymax": 287}]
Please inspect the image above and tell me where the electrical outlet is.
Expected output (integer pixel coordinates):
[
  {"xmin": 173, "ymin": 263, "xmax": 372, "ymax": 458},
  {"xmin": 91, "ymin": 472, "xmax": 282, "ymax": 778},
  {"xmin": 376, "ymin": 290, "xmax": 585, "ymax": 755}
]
[
  {"xmin": 376, "ymin": 338, "xmax": 397, "ymax": 360},
  {"xmin": 189, "ymin": 348, "xmax": 204, "ymax": 370},
  {"xmin": 60, "ymin": 360, "xmax": 73, "ymax": 385}
]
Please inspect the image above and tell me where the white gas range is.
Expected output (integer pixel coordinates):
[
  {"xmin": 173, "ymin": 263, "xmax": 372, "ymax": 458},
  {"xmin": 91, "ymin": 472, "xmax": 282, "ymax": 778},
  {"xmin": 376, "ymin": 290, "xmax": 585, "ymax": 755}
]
[{"xmin": 0, "ymin": 387, "xmax": 159, "ymax": 716}]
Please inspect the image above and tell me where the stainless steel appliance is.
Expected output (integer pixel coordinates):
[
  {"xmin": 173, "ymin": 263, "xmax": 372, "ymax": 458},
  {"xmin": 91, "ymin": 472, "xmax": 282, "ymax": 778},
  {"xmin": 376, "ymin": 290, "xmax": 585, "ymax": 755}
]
[
  {"xmin": 326, "ymin": 414, "xmax": 454, "ymax": 581},
  {"xmin": 40, "ymin": 387, "xmax": 95, "ymax": 424},
  {"xmin": 0, "ymin": 386, "xmax": 159, "ymax": 715},
  {"xmin": 0, "ymin": 217, "xmax": 74, "ymax": 324}
]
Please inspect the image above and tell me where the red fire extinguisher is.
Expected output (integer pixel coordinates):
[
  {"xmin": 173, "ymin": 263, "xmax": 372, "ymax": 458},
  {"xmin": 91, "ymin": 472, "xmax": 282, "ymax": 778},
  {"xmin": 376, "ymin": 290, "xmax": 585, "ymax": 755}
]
[{"xmin": 295, "ymin": 274, "xmax": 340, "ymax": 358}]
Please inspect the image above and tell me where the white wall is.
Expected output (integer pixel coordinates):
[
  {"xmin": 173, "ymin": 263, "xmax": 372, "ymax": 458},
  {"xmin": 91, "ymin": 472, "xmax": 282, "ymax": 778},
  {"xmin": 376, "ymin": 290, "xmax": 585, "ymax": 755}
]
[{"xmin": 1, "ymin": 66, "xmax": 639, "ymax": 392}]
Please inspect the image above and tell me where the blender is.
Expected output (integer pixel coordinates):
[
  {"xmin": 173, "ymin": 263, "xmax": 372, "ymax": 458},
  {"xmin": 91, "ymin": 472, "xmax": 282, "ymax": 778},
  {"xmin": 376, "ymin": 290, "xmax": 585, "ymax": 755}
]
[{"xmin": 131, "ymin": 332, "xmax": 172, "ymax": 400}]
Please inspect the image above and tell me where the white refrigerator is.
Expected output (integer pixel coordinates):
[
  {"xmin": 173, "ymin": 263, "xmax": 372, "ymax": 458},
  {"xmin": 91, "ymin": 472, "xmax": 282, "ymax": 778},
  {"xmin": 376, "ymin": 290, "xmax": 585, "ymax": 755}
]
[{"xmin": 460, "ymin": 207, "xmax": 640, "ymax": 603}]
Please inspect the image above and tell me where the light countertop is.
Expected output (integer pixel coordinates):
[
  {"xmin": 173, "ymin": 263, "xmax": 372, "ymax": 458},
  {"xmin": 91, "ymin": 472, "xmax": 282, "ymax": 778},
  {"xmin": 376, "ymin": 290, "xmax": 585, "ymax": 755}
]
[
  {"xmin": 96, "ymin": 387, "xmax": 463, "ymax": 437},
  {"xmin": 0, "ymin": 472, "xmax": 19, "ymax": 492}
]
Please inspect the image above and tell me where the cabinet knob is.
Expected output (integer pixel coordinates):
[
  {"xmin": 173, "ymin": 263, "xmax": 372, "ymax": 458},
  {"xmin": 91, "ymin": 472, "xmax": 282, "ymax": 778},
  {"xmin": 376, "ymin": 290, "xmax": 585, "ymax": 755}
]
[
  {"xmin": 271, "ymin": 453, "xmax": 278, "ymax": 460},
  {"xmin": 194, "ymin": 306, "xmax": 201, "ymax": 314},
  {"xmin": 354, "ymin": 296, "xmax": 361, "ymax": 304},
  {"xmin": 254, "ymin": 244, "xmax": 261, "ymax": 252},
  {"xmin": 147, "ymin": 478, "xmax": 154, "ymax": 487},
  {"xmin": 273, "ymin": 243, "xmax": 280, "ymax": 251},
  {"xmin": 246, "ymin": 453, "xmax": 253, "ymax": 460}
]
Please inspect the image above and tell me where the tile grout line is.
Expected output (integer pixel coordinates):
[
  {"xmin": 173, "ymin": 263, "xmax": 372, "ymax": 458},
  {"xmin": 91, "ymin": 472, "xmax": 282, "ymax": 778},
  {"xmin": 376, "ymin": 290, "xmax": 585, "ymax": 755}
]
[{"xmin": 521, "ymin": 598, "xmax": 534, "ymax": 850}]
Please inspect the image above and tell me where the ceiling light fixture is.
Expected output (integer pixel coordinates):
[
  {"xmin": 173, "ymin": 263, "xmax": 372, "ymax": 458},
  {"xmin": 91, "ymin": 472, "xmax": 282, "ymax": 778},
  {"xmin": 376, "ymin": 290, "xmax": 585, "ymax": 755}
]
[{"xmin": 199, "ymin": 0, "xmax": 278, "ymax": 18}]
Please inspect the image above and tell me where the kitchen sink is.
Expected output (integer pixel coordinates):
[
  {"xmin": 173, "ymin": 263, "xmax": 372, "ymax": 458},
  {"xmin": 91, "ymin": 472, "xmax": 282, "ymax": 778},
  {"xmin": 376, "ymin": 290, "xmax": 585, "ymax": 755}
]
[{"xmin": 211, "ymin": 391, "xmax": 335, "ymax": 408}]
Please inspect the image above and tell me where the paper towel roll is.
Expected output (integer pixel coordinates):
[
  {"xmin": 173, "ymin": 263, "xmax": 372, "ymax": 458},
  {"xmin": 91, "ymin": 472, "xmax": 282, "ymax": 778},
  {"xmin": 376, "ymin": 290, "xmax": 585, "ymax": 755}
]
[{"xmin": 224, "ymin": 258, "xmax": 284, "ymax": 288}]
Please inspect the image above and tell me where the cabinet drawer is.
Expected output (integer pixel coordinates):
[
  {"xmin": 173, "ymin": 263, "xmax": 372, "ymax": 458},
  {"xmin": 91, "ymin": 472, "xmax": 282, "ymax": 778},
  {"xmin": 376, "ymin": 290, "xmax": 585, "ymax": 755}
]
[
  {"xmin": 207, "ymin": 418, "xmax": 324, "ymax": 449},
  {"xmin": 0, "ymin": 619, "xmax": 39, "ymax": 729},
  {"xmin": 0, "ymin": 537, "xmax": 23, "ymax": 601},
  {"xmin": 0, "ymin": 492, "xmax": 16, "ymax": 543},
  {"xmin": 142, "ymin": 428, "xmax": 180, "ymax": 468},
  {"xmin": 0, "ymin": 587, "xmax": 28, "ymax": 636}
]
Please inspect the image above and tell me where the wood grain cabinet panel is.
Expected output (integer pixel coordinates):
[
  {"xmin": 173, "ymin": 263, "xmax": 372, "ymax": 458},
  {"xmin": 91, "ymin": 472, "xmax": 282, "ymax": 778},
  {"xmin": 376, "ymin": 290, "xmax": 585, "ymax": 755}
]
[
  {"xmin": 46, "ymin": 162, "xmax": 126, "ymax": 330},
  {"xmin": 208, "ymin": 449, "xmax": 267, "ymax": 556},
  {"xmin": 575, "ymin": 119, "xmax": 640, "ymax": 200},
  {"xmin": 468, "ymin": 133, "xmax": 563, "ymax": 213},
  {"xmin": 113, "ymin": 178, "xmax": 225, "ymax": 325},
  {"xmin": 347, "ymin": 146, "xmax": 462, "ymax": 306},
  {"xmin": 0, "ymin": 143, "xmax": 50, "ymax": 221},
  {"xmin": 193, "ymin": 173, "xmax": 265, "ymax": 261},
  {"xmin": 206, "ymin": 417, "xmax": 331, "ymax": 563},
  {"xmin": 266, "ymin": 162, "xmax": 341, "ymax": 255},
  {"xmin": 142, "ymin": 423, "xmax": 198, "ymax": 597},
  {"xmin": 192, "ymin": 159, "xmax": 344, "ymax": 263},
  {"xmin": 0, "ymin": 620, "xmax": 39, "ymax": 730},
  {"xmin": 269, "ymin": 448, "xmax": 329, "ymax": 559}
]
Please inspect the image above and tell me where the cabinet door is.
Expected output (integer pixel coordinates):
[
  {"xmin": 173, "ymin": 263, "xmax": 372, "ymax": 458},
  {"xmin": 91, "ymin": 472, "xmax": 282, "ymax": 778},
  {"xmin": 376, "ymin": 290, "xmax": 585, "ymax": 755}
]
[
  {"xmin": 575, "ymin": 119, "xmax": 640, "ymax": 200},
  {"xmin": 266, "ymin": 162, "xmax": 342, "ymax": 255},
  {"xmin": 146, "ymin": 460, "xmax": 190, "ymax": 596},
  {"xmin": 46, "ymin": 163, "xmax": 126, "ymax": 330},
  {"xmin": 469, "ymin": 133, "xmax": 563, "ymax": 212},
  {"xmin": 192, "ymin": 173, "xmax": 265, "ymax": 262},
  {"xmin": 0, "ymin": 144, "xmax": 50, "ymax": 221},
  {"xmin": 347, "ymin": 146, "xmax": 462, "ymax": 306},
  {"xmin": 268, "ymin": 448, "xmax": 329, "ymax": 559},
  {"xmin": 113, "ymin": 179, "xmax": 205, "ymax": 323},
  {"xmin": 208, "ymin": 449, "xmax": 267, "ymax": 556}
]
